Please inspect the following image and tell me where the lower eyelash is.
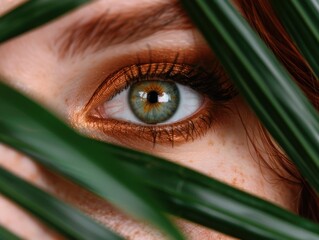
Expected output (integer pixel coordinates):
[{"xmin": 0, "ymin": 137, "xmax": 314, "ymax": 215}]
[{"xmin": 86, "ymin": 99, "xmax": 216, "ymax": 147}]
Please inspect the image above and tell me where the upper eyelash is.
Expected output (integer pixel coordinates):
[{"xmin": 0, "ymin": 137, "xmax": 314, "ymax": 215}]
[{"xmin": 116, "ymin": 61, "xmax": 237, "ymax": 104}]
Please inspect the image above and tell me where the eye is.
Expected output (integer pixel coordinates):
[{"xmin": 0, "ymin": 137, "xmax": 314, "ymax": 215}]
[
  {"xmin": 81, "ymin": 62, "xmax": 236, "ymax": 146},
  {"xmin": 100, "ymin": 80, "xmax": 202, "ymax": 125}
]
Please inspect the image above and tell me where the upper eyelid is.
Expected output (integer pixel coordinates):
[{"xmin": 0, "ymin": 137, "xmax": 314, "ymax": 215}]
[
  {"xmin": 55, "ymin": 2, "xmax": 193, "ymax": 59},
  {"xmin": 82, "ymin": 61, "xmax": 235, "ymax": 117},
  {"xmin": 66, "ymin": 46, "xmax": 215, "ymax": 120}
]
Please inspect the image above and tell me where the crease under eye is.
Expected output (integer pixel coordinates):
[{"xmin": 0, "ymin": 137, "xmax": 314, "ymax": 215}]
[{"xmin": 81, "ymin": 61, "xmax": 236, "ymax": 146}]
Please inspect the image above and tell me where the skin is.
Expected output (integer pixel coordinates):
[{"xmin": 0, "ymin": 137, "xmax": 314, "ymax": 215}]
[{"xmin": 0, "ymin": 0, "xmax": 299, "ymax": 239}]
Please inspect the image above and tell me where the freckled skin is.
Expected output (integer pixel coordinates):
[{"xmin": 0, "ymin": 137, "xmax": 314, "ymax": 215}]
[{"xmin": 0, "ymin": 0, "xmax": 299, "ymax": 239}]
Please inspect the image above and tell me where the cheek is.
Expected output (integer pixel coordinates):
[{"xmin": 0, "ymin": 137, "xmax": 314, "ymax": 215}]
[
  {"xmin": 159, "ymin": 131, "xmax": 262, "ymax": 196},
  {"xmin": 147, "ymin": 109, "xmax": 298, "ymax": 213}
]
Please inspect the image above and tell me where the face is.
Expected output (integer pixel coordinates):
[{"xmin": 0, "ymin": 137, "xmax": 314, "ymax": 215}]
[{"xmin": 0, "ymin": 0, "xmax": 298, "ymax": 239}]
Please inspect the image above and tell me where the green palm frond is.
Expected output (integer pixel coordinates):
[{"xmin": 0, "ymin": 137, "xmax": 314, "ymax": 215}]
[
  {"xmin": 1, "ymin": 78, "xmax": 319, "ymax": 239},
  {"xmin": 270, "ymin": 0, "xmax": 319, "ymax": 78},
  {"xmin": 0, "ymin": 166, "xmax": 123, "ymax": 240},
  {"xmin": 0, "ymin": 0, "xmax": 90, "ymax": 43},
  {"xmin": 180, "ymin": 0, "xmax": 319, "ymax": 192},
  {"xmin": 0, "ymin": 0, "xmax": 318, "ymax": 240},
  {"xmin": 0, "ymin": 225, "xmax": 20, "ymax": 240}
]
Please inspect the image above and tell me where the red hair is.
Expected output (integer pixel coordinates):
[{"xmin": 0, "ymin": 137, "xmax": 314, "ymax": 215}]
[{"xmin": 236, "ymin": 0, "xmax": 319, "ymax": 222}]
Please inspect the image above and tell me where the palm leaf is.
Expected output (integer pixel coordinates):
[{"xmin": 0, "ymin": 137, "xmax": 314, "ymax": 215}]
[
  {"xmin": 0, "ymin": 80, "xmax": 183, "ymax": 240},
  {"xmin": 1, "ymin": 79, "xmax": 319, "ymax": 239},
  {"xmin": 0, "ymin": 225, "xmax": 21, "ymax": 240},
  {"xmin": 0, "ymin": 166, "xmax": 123, "ymax": 240},
  {"xmin": 111, "ymin": 143, "xmax": 319, "ymax": 240},
  {"xmin": 0, "ymin": 2, "xmax": 184, "ymax": 239},
  {"xmin": 1, "ymin": 0, "xmax": 319, "ymax": 240},
  {"xmin": 180, "ymin": 0, "xmax": 319, "ymax": 192},
  {"xmin": 270, "ymin": 0, "xmax": 319, "ymax": 78},
  {"xmin": 0, "ymin": 0, "xmax": 89, "ymax": 43}
]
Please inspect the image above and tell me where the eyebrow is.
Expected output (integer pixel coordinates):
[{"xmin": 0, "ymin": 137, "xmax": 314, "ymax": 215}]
[{"xmin": 56, "ymin": 2, "xmax": 193, "ymax": 59}]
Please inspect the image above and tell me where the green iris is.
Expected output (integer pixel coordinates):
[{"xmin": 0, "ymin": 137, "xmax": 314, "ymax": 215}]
[{"xmin": 128, "ymin": 81, "xmax": 180, "ymax": 124}]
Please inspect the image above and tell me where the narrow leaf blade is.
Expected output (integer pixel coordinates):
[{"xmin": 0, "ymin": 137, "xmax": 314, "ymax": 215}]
[
  {"xmin": 0, "ymin": 81, "xmax": 183, "ymax": 240},
  {"xmin": 0, "ymin": 0, "xmax": 90, "ymax": 43},
  {"xmin": 0, "ymin": 2, "xmax": 183, "ymax": 237},
  {"xmin": 1, "ymin": 77, "xmax": 319, "ymax": 239},
  {"xmin": 270, "ymin": 0, "xmax": 319, "ymax": 79},
  {"xmin": 0, "ymin": 225, "xmax": 21, "ymax": 240},
  {"xmin": 101, "ymin": 142, "xmax": 319, "ymax": 240},
  {"xmin": 180, "ymin": 0, "xmax": 319, "ymax": 192},
  {"xmin": 0, "ymin": 166, "xmax": 123, "ymax": 240}
]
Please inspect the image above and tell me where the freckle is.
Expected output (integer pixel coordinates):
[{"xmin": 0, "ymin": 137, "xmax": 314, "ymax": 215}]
[
  {"xmin": 188, "ymin": 159, "xmax": 194, "ymax": 163},
  {"xmin": 232, "ymin": 177, "xmax": 238, "ymax": 186},
  {"xmin": 207, "ymin": 140, "xmax": 214, "ymax": 146}
]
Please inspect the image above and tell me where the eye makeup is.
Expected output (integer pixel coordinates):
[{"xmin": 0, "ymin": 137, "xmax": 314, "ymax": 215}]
[{"xmin": 79, "ymin": 57, "xmax": 237, "ymax": 146}]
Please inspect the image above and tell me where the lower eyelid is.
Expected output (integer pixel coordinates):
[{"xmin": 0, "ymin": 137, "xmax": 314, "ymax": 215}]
[{"xmin": 85, "ymin": 98, "xmax": 216, "ymax": 146}]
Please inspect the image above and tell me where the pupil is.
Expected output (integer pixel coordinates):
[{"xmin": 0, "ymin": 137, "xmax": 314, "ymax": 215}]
[{"xmin": 147, "ymin": 91, "xmax": 159, "ymax": 104}]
